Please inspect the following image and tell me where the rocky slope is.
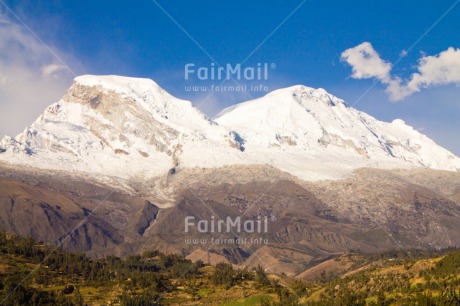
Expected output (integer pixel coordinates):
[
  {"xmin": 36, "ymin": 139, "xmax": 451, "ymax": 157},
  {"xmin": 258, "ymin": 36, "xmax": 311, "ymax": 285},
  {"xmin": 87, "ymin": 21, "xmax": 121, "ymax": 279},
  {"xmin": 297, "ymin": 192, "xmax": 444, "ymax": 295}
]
[{"xmin": 1, "ymin": 164, "xmax": 459, "ymax": 277}]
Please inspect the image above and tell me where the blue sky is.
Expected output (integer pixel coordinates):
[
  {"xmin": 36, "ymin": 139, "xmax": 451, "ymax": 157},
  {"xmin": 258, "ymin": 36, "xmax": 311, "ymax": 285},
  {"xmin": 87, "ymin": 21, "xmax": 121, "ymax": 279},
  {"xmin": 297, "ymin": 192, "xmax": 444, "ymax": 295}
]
[{"xmin": 0, "ymin": 0, "xmax": 459, "ymax": 154}]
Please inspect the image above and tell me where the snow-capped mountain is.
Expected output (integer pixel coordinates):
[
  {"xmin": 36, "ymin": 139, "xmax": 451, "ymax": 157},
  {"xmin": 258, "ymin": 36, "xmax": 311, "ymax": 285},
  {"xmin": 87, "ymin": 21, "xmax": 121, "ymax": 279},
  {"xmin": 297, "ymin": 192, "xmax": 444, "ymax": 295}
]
[
  {"xmin": 0, "ymin": 75, "xmax": 459, "ymax": 183},
  {"xmin": 215, "ymin": 85, "xmax": 460, "ymax": 179},
  {"xmin": 0, "ymin": 75, "xmax": 243, "ymax": 181}
]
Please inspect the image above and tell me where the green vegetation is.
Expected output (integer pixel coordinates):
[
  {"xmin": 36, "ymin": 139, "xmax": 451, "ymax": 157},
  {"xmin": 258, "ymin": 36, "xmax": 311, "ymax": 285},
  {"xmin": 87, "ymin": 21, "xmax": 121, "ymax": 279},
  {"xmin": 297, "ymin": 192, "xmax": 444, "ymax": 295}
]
[
  {"xmin": 0, "ymin": 231, "xmax": 459, "ymax": 305},
  {"xmin": 0, "ymin": 231, "xmax": 282, "ymax": 305},
  {"xmin": 303, "ymin": 249, "xmax": 460, "ymax": 305}
]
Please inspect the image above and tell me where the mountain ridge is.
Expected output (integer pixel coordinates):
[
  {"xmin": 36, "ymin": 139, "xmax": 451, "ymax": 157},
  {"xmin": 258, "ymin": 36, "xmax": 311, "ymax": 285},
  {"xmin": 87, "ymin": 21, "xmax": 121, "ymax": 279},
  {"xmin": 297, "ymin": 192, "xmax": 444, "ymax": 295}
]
[{"xmin": 0, "ymin": 74, "xmax": 458, "ymax": 185}]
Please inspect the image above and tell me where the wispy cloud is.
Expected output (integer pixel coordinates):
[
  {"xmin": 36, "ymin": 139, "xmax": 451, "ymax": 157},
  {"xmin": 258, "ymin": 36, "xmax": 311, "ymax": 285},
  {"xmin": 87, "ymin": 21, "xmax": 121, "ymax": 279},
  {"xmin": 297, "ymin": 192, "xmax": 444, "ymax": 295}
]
[
  {"xmin": 41, "ymin": 64, "xmax": 68, "ymax": 77},
  {"xmin": 0, "ymin": 11, "xmax": 81, "ymax": 137},
  {"xmin": 341, "ymin": 42, "xmax": 460, "ymax": 101}
]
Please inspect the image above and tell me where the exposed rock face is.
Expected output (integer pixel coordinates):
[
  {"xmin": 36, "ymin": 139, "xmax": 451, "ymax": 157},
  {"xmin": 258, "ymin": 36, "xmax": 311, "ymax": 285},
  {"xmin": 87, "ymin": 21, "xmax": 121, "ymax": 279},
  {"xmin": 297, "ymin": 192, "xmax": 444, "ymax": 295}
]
[
  {"xmin": 0, "ymin": 167, "xmax": 161, "ymax": 258},
  {"xmin": 1, "ymin": 164, "xmax": 459, "ymax": 277}
]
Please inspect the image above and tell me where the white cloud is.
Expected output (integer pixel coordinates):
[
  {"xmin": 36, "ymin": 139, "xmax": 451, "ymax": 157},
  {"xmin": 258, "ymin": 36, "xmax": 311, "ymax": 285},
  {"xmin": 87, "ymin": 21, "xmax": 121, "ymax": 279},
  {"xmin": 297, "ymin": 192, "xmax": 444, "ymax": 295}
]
[
  {"xmin": 407, "ymin": 47, "xmax": 460, "ymax": 90},
  {"xmin": 0, "ymin": 13, "xmax": 81, "ymax": 137},
  {"xmin": 340, "ymin": 42, "xmax": 392, "ymax": 81},
  {"xmin": 341, "ymin": 42, "xmax": 460, "ymax": 101}
]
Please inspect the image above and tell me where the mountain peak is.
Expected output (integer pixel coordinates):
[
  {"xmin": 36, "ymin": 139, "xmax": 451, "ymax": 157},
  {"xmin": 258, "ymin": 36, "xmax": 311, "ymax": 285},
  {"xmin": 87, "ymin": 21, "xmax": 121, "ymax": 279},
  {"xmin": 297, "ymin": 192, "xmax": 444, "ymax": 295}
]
[
  {"xmin": 1, "ymin": 75, "xmax": 459, "ymax": 183},
  {"xmin": 66, "ymin": 75, "xmax": 214, "ymax": 132},
  {"xmin": 266, "ymin": 85, "xmax": 344, "ymax": 103},
  {"xmin": 74, "ymin": 74, "xmax": 162, "ymax": 95},
  {"xmin": 216, "ymin": 84, "xmax": 460, "ymax": 178},
  {"xmin": 0, "ymin": 74, "xmax": 240, "ymax": 180}
]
